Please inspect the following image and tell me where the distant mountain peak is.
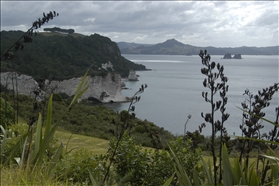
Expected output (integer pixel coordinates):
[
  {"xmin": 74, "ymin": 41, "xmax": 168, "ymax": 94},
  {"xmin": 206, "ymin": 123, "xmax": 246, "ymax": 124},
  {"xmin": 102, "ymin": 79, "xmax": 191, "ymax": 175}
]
[
  {"xmin": 166, "ymin": 38, "xmax": 177, "ymax": 42},
  {"xmin": 159, "ymin": 38, "xmax": 185, "ymax": 47},
  {"xmin": 164, "ymin": 38, "xmax": 180, "ymax": 43}
]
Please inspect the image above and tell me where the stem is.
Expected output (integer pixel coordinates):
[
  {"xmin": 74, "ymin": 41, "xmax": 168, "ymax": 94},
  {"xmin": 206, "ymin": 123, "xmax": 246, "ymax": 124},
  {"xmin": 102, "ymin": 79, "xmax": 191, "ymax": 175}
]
[
  {"xmin": 102, "ymin": 127, "xmax": 125, "ymax": 184},
  {"xmin": 15, "ymin": 71, "xmax": 19, "ymax": 124},
  {"xmin": 210, "ymin": 85, "xmax": 217, "ymax": 186},
  {"xmin": 218, "ymin": 84, "xmax": 227, "ymax": 184},
  {"xmin": 4, "ymin": 76, "xmax": 9, "ymax": 128},
  {"xmin": 11, "ymin": 72, "xmax": 16, "ymax": 124},
  {"xmin": 239, "ymin": 140, "xmax": 246, "ymax": 164},
  {"xmin": 218, "ymin": 122, "xmax": 223, "ymax": 183}
]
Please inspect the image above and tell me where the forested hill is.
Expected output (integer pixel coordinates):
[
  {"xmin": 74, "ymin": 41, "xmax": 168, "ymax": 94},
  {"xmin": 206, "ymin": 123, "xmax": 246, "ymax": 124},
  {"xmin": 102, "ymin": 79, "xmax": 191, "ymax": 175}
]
[{"xmin": 0, "ymin": 31, "xmax": 146, "ymax": 81}]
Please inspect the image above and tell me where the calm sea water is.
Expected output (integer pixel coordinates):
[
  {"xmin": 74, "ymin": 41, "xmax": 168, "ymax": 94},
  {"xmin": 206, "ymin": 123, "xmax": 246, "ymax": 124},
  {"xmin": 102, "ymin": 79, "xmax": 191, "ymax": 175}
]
[{"xmin": 105, "ymin": 54, "xmax": 279, "ymax": 136}]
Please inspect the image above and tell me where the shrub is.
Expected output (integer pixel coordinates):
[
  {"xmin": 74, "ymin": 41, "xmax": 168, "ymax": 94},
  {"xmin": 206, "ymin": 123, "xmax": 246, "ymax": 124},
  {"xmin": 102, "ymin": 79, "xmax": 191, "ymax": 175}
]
[
  {"xmin": 107, "ymin": 133, "xmax": 202, "ymax": 185},
  {"xmin": 56, "ymin": 148, "xmax": 103, "ymax": 184},
  {"xmin": 0, "ymin": 123, "xmax": 28, "ymax": 164},
  {"xmin": 0, "ymin": 97, "xmax": 14, "ymax": 128}
]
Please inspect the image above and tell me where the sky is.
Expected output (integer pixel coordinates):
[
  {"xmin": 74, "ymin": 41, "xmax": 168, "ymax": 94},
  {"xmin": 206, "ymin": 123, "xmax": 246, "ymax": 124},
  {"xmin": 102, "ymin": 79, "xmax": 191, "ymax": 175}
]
[{"xmin": 1, "ymin": 1, "xmax": 278, "ymax": 47}]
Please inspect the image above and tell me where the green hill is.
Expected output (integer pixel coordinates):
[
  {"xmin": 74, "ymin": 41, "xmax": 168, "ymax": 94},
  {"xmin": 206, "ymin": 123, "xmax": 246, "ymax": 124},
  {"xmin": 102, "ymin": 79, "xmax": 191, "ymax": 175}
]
[
  {"xmin": 0, "ymin": 31, "xmax": 147, "ymax": 81},
  {"xmin": 1, "ymin": 93, "xmax": 174, "ymax": 149}
]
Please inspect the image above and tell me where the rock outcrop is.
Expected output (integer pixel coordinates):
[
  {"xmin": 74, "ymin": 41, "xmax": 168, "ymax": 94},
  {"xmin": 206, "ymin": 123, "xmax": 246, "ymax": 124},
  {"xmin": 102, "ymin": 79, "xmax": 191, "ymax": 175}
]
[
  {"xmin": 127, "ymin": 70, "xmax": 138, "ymax": 81},
  {"xmin": 222, "ymin": 53, "xmax": 242, "ymax": 59},
  {"xmin": 222, "ymin": 53, "xmax": 232, "ymax": 59},
  {"xmin": 0, "ymin": 72, "xmax": 128, "ymax": 103},
  {"xmin": 233, "ymin": 54, "xmax": 242, "ymax": 59}
]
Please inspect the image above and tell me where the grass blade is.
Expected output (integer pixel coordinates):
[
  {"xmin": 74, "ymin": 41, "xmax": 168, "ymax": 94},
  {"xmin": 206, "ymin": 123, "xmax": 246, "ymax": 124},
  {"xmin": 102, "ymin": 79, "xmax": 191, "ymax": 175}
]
[
  {"xmin": 88, "ymin": 168, "xmax": 99, "ymax": 186},
  {"xmin": 34, "ymin": 113, "xmax": 42, "ymax": 158},
  {"xmin": 163, "ymin": 172, "xmax": 175, "ymax": 186},
  {"xmin": 0, "ymin": 125, "xmax": 7, "ymax": 155},
  {"xmin": 69, "ymin": 65, "xmax": 92, "ymax": 108},
  {"xmin": 201, "ymin": 156, "xmax": 214, "ymax": 184},
  {"xmin": 44, "ymin": 94, "xmax": 53, "ymax": 136},
  {"xmin": 260, "ymin": 154, "xmax": 279, "ymax": 162},
  {"xmin": 47, "ymin": 142, "xmax": 63, "ymax": 176},
  {"xmin": 168, "ymin": 145, "xmax": 192, "ymax": 186},
  {"xmin": 236, "ymin": 106, "xmax": 279, "ymax": 127},
  {"xmin": 236, "ymin": 136, "xmax": 279, "ymax": 146},
  {"xmin": 193, "ymin": 169, "xmax": 200, "ymax": 186},
  {"xmin": 222, "ymin": 144, "xmax": 233, "ymax": 186},
  {"xmin": 4, "ymin": 132, "xmax": 28, "ymax": 165},
  {"xmin": 31, "ymin": 122, "xmax": 59, "ymax": 166},
  {"xmin": 248, "ymin": 167, "xmax": 260, "ymax": 186},
  {"xmin": 232, "ymin": 157, "xmax": 246, "ymax": 185}
]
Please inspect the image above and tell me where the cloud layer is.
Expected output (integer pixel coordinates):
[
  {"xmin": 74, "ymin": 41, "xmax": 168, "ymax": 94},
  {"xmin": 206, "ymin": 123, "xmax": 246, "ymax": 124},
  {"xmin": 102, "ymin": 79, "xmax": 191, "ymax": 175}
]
[{"xmin": 1, "ymin": 1, "xmax": 278, "ymax": 47}]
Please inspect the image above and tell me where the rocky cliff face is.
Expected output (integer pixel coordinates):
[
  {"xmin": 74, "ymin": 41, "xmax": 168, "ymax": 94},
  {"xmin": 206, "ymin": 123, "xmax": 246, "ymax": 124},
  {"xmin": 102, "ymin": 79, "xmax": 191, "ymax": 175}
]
[
  {"xmin": 0, "ymin": 72, "xmax": 127, "ymax": 103},
  {"xmin": 127, "ymin": 70, "xmax": 138, "ymax": 81}
]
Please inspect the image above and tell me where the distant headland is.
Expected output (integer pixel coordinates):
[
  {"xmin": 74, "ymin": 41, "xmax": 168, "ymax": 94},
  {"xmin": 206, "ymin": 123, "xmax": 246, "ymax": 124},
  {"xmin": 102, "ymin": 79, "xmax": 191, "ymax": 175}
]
[{"xmin": 117, "ymin": 39, "xmax": 278, "ymax": 55}]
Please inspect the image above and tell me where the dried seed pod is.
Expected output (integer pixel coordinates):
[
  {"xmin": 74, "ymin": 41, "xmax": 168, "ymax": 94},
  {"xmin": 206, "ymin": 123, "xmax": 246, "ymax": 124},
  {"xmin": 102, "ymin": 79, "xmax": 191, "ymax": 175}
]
[{"xmin": 4, "ymin": 52, "xmax": 13, "ymax": 60}]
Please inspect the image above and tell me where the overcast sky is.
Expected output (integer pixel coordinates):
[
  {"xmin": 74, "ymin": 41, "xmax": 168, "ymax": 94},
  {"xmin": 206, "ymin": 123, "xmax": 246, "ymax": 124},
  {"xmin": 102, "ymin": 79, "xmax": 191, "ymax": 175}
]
[{"xmin": 1, "ymin": 1, "xmax": 278, "ymax": 47}]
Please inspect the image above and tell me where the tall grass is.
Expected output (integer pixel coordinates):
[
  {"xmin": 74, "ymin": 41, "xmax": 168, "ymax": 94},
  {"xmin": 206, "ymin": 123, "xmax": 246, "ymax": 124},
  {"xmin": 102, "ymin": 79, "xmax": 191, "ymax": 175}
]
[{"xmin": 1, "ymin": 66, "xmax": 91, "ymax": 184}]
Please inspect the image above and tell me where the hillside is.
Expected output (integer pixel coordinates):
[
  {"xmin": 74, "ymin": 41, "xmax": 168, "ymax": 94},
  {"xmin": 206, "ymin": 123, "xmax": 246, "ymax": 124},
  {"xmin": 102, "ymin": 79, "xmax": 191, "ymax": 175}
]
[
  {"xmin": 0, "ymin": 31, "xmax": 147, "ymax": 81},
  {"xmin": 1, "ymin": 93, "xmax": 174, "ymax": 148},
  {"xmin": 118, "ymin": 39, "xmax": 279, "ymax": 55}
]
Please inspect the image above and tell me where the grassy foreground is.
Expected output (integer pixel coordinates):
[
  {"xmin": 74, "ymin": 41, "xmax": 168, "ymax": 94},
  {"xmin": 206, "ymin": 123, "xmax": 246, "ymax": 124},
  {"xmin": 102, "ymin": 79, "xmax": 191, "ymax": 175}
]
[
  {"xmin": 1, "ymin": 128, "xmax": 261, "ymax": 186},
  {"xmin": 55, "ymin": 128, "xmax": 109, "ymax": 155}
]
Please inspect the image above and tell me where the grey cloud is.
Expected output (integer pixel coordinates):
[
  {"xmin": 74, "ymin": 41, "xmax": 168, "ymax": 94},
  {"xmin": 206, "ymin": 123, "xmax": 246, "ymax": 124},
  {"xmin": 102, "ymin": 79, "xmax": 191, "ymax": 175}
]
[
  {"xmin": 1, "ymin": 1, "xmax": 278, "ymax": 47},
  {"xmin": 253, "ymin": 11, "xmax": 278, "ymax": 27}
]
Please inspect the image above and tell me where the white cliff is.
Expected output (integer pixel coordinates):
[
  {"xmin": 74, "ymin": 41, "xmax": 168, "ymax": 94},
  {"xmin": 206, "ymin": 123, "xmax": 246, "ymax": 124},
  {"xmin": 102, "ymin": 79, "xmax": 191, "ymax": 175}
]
[
  {"xmin": 0, "ymin": 72, "xmax": 39, "ymax": 95},
  {"xmin": 128, "ymin": 70, "xmax": 138, "ymax": 81},
  {"xmin": 0, "ymin": 72, "xmax": 128, "ymax": 103}
]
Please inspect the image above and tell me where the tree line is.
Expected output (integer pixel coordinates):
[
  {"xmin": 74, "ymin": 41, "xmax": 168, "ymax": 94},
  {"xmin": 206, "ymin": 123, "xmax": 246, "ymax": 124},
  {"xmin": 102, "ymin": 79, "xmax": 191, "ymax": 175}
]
[{"xmin": 44, "ymin": 27, "xmax": 75, "ymax": 34}]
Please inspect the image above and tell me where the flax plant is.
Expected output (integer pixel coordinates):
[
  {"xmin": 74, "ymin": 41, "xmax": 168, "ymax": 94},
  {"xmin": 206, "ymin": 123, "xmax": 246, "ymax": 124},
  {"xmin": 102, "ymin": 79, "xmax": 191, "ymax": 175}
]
[
  {"xmin": 199, "ymin": 50, "xmax": 230, "ymax": 185},
  {"xmin": 239, "ymin": 83, "xmax": 279, "ymax": 168},
  {"xmin": 3, "ymin": 65, "xmax": 91, "ymax": 178},
  {"xmin": 164, "ymin": 142, "xmax": 278, "ymax": 186}
]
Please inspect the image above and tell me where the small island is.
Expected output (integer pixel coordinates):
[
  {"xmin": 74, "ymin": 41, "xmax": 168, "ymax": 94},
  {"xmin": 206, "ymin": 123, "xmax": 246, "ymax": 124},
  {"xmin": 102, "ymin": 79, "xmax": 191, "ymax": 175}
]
[
  {"xmin": 222, "ymin": 53, "xmax": 242, "ymax": 59},
  {"xmin": 233, "ymin": 54, "xmax": 242, "ymax": 59},
  {"xmin": 222, "ymin": 53, "xmax": 232, "ymax": 59}
]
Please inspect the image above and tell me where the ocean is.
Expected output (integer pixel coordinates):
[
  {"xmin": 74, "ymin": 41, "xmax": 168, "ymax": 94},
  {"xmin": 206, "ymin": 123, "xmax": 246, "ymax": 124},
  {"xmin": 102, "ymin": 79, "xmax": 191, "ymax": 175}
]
[{"xmin": 105, "ymin": 54, "xmax": 279, "ymax": 136}]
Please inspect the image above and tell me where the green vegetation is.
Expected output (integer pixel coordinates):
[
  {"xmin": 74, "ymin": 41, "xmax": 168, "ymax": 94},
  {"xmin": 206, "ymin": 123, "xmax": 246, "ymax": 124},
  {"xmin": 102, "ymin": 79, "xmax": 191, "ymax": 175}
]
[
  {"xmin": 1, "ymin": 93, "xmax": 174, "ymax": 148},
  {"xmin": 1, "ymin": 12, "xmax": 278, "ymax": 186},
  {"xmin": 44, "ymin": 27, "xmax": 75, "ymax": 34},
  {"xmin": 0, "ymin": 97, "xmax": 14, "ymax": 129},
  {"xmin": 0, "ymin": 31, "xmax": 147, "ymax": 81}
]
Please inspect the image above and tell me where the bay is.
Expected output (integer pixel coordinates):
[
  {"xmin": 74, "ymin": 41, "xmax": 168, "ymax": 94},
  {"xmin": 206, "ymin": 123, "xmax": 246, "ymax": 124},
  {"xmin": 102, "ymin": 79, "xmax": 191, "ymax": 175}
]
[{"xmin": 105, "ymin": 54, "xmax": 278, "ymax": 136}]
